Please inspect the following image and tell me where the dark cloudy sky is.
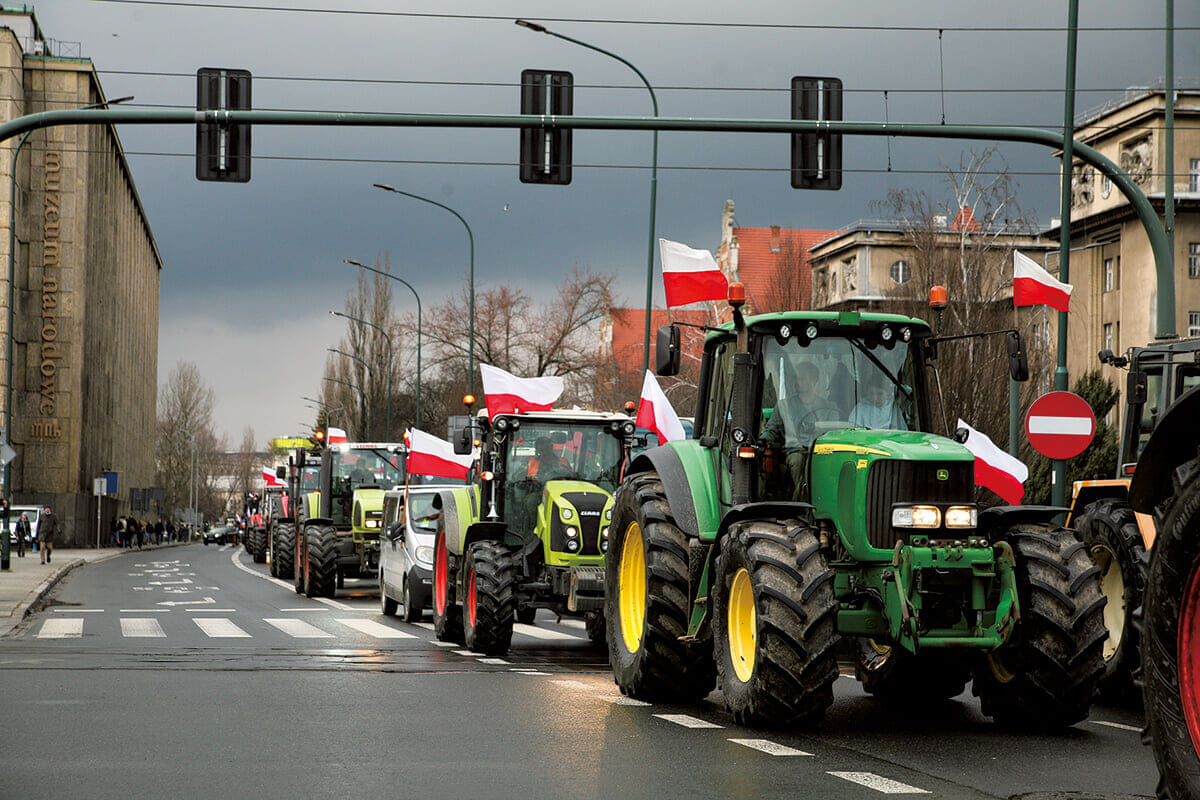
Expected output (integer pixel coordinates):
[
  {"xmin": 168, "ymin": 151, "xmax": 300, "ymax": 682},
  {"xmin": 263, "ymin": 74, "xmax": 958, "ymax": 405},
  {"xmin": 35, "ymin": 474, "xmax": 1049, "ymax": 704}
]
[{"xmin": 29, "ymin": 0, "xmax": 1198, "ymax": 443}]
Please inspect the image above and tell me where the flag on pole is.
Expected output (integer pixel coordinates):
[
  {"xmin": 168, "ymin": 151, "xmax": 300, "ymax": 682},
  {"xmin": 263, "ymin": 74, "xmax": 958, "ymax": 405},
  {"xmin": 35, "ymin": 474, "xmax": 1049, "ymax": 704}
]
[
  {"xmin": 480, "ymin": 364, "xmax": 563, "ymax": 421},
  {"xmin": 956, "ymin": 419, "xmax": 1028, "ymax": 505},
  {"xmin": 406, "ymin": 428, "xmax": 474, "ymax": 481},
  {"xmin": 262, "ymin": 466, "xmax": 284, "ymax": 488},
  {"xmin": 327, "ymin": 426, "xmax": 348, "ymax": 445},
  {"xmin": 1013, "ymin": 250, "xmax": 1072, "ymax": 312},
  {"xmin": 659, "ymin": 238, "xmax": 729, "ymax": 307},
  {"xmin": 636, "ymin": 370, "xmax": 686, "ymax": 444}
]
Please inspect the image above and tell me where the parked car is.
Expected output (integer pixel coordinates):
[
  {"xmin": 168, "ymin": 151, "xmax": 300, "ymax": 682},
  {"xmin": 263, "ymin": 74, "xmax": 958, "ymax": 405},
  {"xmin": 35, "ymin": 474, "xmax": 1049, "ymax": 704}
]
[
  {"xmin": 2, "ymin": 505, "xmax": 42, "ymax": 550},
  {"xmin": 378, "ymin": 486, "xmax": 449, "ymax": 622}
]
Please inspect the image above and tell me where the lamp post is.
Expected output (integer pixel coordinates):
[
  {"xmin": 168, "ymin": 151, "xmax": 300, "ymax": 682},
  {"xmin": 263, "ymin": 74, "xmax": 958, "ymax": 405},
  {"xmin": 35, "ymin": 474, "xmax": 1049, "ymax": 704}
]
[
  {"xmin": 327, "ymin": 348, "xmax": 373, "ymax": 436},
  {"xmin": 302, "ymin": 397, "xmax": 345, "ymax": 426},
  {"xmin": 3, "ymin": 94, "xmax": 134, "ymax": 545},
  {"xmin": 342, "ymin": 260, "xmax": 422, "ymax": 430},
  {"xmin": 329, "ymin": 310, "xmax": 394, "ymax": 439},
  {"xmin": 371, "ymin": 185, "xmax": 474, "ymax": 395},
  {"xmin": 515, "ymin": 19, "xmax": 659, "ymax": 376},
  {"xmin": 323, "ymin": 376, "xmax": 366, "ymax": 437}
]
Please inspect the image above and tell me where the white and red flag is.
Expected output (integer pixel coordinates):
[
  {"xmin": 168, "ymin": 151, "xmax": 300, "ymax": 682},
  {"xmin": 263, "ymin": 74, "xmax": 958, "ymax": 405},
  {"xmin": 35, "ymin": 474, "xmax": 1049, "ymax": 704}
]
[
  {"xmin": 327, "ymin": 426, "xmax": 348, "ymax": 444},
  {"xmin": 957, "ymin": 419, "xmax": 1028, "ymax": 505},
  {"xmin": 636, "ymin": 370, "xmax": 686, "ymax": 444},
  {"xmin": 659, "ymin": 238, "xmax": 729, "ymax": 308},
  {"xmin": 1013, "ymin": 250, "xmax": 1072, "ymax": 312},
  {"xmin": 406, "ymin": 428, "xmax": 474, "ymax": 481},
  {"xmin": 262, "ymin": 466, "xmax": 285, "ymax": 488},
  {"xmin": 480, "ymin": 364, "xmax": 563, "ymax": 421}
]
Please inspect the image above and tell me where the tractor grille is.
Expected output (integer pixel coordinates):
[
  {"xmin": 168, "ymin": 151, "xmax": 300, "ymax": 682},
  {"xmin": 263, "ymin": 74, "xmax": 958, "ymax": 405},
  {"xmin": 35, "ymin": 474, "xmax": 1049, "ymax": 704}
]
[
  {"xmin": 556, "ymin": 491, "xmax": 608, "ymax": 556},
  {"xmin": 865, "ymin": 460, "xmax": 974, "ymax": 550}
]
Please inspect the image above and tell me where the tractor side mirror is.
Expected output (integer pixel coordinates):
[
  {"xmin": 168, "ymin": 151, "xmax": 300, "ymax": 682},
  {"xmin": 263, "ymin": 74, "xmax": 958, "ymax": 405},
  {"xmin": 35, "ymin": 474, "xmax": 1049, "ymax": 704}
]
[
  {"xmin": 1006, "ymin": 331, "xmax": 1029, "ymax": 382},
  {"xmin": 656, "ymin": 325, "xmax": 680, "ymax": 377},
  {"xmin": 452, "ymin": 422, "xmax": 473, "ymax": 456},
  {"xmin": 275, "ymin": 465, "xmax": 286, "ymax": 480},
  {"xmin": 1127, "ymin": 369, "xmax": 1147, "ymax": 405}
]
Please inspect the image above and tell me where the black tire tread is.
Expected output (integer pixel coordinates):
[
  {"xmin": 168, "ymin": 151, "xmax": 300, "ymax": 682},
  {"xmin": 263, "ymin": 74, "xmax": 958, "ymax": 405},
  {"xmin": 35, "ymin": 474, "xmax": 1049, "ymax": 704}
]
[
  {"xmin": 305, "ymin": 524, "xmax": 338, "ymax": 599},
  {"xmin": 464, "ymin": 541, "xmax": 516, "ymax": 656},
  {"xmin": 273, "ymin": 522, "xmax": 295, "ymax": 580}
]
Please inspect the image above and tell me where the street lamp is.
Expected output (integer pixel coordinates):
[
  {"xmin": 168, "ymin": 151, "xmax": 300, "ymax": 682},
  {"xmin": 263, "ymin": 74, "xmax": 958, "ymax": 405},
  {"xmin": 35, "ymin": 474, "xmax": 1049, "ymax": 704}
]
[
  {"xmin": 516, "ymin": 19, "xmax": 659, "ymax": 376},
  {"xmin": 323, "ymin": 376, "xmax": 365, "ymax": 437},
  {"xmin": 342, "ymin": 261, "xmax": 423, "ymax": 430},
  {"xmin": 327, "ymin": 348, "xmax": 373, "ymax": 436},
  {"xmin": 330, "ymin": 308, "xmax": 398, "ymax": 438},
  {"xmin": 302, "ymin": 396, "xmax": 345, "ymax": 425},
  {"xmin": 371, "ymin": 184, "xmax": 475, "ymax": 395}
]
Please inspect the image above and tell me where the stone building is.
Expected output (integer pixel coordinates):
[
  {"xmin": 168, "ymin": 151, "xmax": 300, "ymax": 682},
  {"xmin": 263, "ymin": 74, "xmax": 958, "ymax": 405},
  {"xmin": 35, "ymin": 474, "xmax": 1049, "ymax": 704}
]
[{"xmin": 1, "ymin": 8, "xmax": 161, "ymax": 546}]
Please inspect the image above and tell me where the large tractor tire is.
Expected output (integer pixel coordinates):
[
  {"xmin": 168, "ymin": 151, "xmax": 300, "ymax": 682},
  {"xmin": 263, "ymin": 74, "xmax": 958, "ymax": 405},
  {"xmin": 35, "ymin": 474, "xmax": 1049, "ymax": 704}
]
[
  {"xmin": 272, "ymin": 522, "xmax": 295, "ymax": 580},
  {"xmin": 293, "ymin": 531, "xmax": 306, "ymax": 595},
  {"xmin": 605, "ymin": 472, "xmax": 716, "ymax": 701},
  {"xmin": 1074, "ymin": 497, "xmax": 1147, "ymax": 700},
  {"xmin": 432, "ymin": 530, "xmax": 464, "ymax": 644},
  {"xmin": 304, "ymin": 524, "xmax": 338, "ymax": 599},
  {"xmin": 250, "ymin": 528, "xmax": 268, "ymax": 564},
  {"xmin": 854, "ymin": 638, "xmax": 971, "ymax": 702},
  {"xmin": 973, "ymin": 524, "xmax": 1107, "ymax": 727},
  {"xmin": 1141, "ymin": 458, "xmax": 1200, "ymax": 800},
  {"xmin": 462, "ymin": 541, "xmax": 516, "ymax": 656},
  {"xmin": 712, "ymin": 520, "xmax": 839, "ymax": 727}
]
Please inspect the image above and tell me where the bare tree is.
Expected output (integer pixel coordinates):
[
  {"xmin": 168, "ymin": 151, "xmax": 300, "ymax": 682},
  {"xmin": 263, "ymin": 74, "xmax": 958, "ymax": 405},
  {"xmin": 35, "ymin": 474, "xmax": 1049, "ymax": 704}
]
[
  {"xmin": 155, "ymin": 361, "xmax": 223, "ymax": 523},
  {"xmin": 229, "ymin": 426, "xmax": 259, "ymax": 502},
  {"xmin": 754, "ymin": 235, "xmax": 810, "ymax": 313}
]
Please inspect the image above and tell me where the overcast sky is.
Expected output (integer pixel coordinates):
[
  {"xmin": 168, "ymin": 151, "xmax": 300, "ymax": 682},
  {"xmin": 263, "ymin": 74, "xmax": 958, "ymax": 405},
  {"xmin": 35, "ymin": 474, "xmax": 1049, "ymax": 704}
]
[{"xmin": 30, "ymin": 0, "xmax": 1199, "ymax": 445}]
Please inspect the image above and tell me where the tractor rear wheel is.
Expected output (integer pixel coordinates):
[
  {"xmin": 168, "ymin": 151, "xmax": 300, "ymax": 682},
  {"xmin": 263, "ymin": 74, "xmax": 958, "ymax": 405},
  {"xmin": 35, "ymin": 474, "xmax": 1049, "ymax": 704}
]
[
  {"xmin": 973, "ymin": 524, "xmax": 1106, "ymax": 727},
  {"xmin": 432, "ymin": 530, "xmax": 464, "ymax": 643},
  {"xmin": 1141, "ymin": 458, "xmax": 1200, "ymax": 800},
  {"xmin": 713, "ymin": 520, "xmax": 839, "ymax": 727},
  {"xmin": 606, "ymin": 472, "xmax": 715, "ymax": 701},
  {"xmin": 304, "ymin": 524, "xmax": 338, "ymax": 599},
  {"xmin": 251, "ymin": 529, "xmax": 267, "ymax": 563},
  {"xmin": 854, "ymin": 638, "xmax": 971, "ymax": 701},
  {"xmin": 1074, "ymin": 497, "xmax": 1147, "ymax": 700},
  {"xmin": 273, "ymin": 522, "xmax": 295, "ymax": 580},
  {"xmin": 463, "ymin": 541, "xmax": 516, "ymax": 656}
]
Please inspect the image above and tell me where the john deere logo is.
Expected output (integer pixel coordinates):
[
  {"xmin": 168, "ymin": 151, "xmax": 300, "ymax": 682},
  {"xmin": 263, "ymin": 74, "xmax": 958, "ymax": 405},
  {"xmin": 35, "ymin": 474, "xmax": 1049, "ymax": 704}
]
[{"xmin": 936, "ymin": 469, "xmax": 950, "ymax": 481}]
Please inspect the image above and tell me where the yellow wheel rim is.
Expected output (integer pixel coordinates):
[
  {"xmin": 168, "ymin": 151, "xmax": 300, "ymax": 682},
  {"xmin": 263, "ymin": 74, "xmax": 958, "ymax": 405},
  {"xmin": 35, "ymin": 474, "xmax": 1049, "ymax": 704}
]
[
  {"xmin": 1090, "ymin": 544, "xmax": 1125, "ymax": 661},
  {"xmin": 728, "ymin": 567, "xmax": 756, "ymax": 683},
  {"xmin": 618, "ymin": 521, "xmax": 646, "ymax": 653}
]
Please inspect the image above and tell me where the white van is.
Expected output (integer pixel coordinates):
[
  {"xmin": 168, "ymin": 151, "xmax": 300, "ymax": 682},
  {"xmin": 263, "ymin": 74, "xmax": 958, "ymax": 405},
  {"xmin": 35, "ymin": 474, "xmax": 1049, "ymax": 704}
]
[{"xmin": 3, "ymin": 505, "xmax": 43, "ymax": 550}]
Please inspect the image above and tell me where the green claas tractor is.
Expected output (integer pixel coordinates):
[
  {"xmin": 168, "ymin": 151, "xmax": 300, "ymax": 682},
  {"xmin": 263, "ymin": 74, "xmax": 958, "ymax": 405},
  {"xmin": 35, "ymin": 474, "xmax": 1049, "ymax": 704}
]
[
  {"xmin": 431, "ymin": 409, "xmax": 635, "ymax": 655},
  {"xmin": 607, "ymin": 289, "xmax": 1106, "ymax": 728},
  {"xmin": 293, "ymin": 440, "xmax": 406, "ymax": 598}
]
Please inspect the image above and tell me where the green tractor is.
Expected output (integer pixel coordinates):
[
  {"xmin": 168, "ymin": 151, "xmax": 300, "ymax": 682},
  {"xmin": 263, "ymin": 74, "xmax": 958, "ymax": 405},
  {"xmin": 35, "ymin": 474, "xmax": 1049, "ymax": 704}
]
[
  {"xmin": 270, "ymin": 453, "xmax": 321, "ymax": 581},
  {"xmin": 607, "ymin": 291, "xmax": 1106, "ymax": 728},
  {"xmin": 431, "ymin": 409, "xmax": 635, "ymax": 655},
  {"xmin": 294, "ymin": 440, "xmax": 406, "ymax": 598}
]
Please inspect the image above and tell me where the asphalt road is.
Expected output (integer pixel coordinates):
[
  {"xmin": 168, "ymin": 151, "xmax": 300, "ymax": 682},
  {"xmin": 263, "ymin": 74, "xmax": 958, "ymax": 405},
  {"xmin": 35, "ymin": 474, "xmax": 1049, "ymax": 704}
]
[{"xmin": 0, "ymin": 543, "xmax": 1157, "ymax": 800}]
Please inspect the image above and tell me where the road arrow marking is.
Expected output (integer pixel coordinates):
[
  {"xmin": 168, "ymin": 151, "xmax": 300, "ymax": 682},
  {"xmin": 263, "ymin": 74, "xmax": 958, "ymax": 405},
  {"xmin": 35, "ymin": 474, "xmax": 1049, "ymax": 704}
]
[{"xmin": 157, "ymin": 597, "xmax": 215, "ymax": 607}]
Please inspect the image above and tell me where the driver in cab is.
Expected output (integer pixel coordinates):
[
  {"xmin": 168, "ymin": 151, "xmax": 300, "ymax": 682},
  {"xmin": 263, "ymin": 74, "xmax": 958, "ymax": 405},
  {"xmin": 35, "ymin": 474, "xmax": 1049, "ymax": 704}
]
[
  {"xmin": 527, "ymin": 437, "xmax": 571, "ymax": 483},
  {"xmin": 761, "ymin": 360, "xmax": 835, "ymax": 501}
]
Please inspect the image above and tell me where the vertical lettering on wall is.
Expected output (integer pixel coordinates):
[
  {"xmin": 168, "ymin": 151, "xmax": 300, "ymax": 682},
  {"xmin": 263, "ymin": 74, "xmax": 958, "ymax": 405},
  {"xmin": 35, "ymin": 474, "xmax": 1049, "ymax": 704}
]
[{"xmin": 36, "ymin": 150, "xmax": 62, "ymax": 428}]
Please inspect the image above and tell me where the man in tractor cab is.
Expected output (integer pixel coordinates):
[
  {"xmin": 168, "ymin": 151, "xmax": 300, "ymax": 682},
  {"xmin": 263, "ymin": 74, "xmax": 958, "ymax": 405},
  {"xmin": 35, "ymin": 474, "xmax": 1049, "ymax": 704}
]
[
  {"xmin": 527, "ymin": 437, "xmax": 571, "ymax": 483},
  {"xmin": 850, "ymin": 371, "xmax": 907, "ymax": 430},
  {"xmin": 761, "ymin": 359, "xmax": 836, "ymax": 501}
]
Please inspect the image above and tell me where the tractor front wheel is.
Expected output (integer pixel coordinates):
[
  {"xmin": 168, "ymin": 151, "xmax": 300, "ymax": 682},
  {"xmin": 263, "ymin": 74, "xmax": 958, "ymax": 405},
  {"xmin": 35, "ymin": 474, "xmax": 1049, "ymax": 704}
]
[
  {"xmin": 713, "ymin": 520, "xmax": 839, "ymax": 727},
  {"xmin": 304, "ymin": 524, "xmax": 338, "ymax": 599},
  {"xmin": 432, "ymin": 530, "xmax": 464, "ymax": 644},
  {"xmin": 973, "ymin": 524, "xmax": 1106, "ymax": 727},
  {"xmin": 605, "ymin": 471, "xmax": 715, "ymax": 701},
  {"xmin": 462, "ymin": 541, "xmax": 516, "ymax": 656},
  {"xmin": 1141, "ymin": 458, "xmax": 1200, "ymax": 800}
]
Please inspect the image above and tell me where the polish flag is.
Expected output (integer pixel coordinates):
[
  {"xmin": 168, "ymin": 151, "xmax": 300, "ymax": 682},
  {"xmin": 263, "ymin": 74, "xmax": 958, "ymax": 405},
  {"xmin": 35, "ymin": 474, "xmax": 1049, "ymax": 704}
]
[
  {"xmin": 327, "ymin": 426, "xmax": 348, "ymax": 444},
  {"xmin": 480, "ymin": 364, "xmax": 563, "ymax": 421},
  {"xmin": 1013, "ymin": 250, "xmax": 1072, "ymax": 312},
  {"xmin": 636, "ymin": 370, "xmax": 686, "ymax": 444},
  {"xmin": 957, "ymin": 419, "xmax": 1028, "ymax": 505},
  {"xmin": 660, "ymin": 238, "xmax": 729, "ymax": 308},
  {"xmin": 406, "ymin": 428, "xmax": 474, "ymax": 481},
  {"xmin": 262, "ymin": 466, "xmax": 285, "ymax": 488}
]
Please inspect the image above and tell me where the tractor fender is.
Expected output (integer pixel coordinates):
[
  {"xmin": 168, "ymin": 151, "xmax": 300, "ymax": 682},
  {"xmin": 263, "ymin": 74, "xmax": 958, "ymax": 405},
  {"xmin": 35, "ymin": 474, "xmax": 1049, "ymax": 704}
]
[
  {"xmin": 1129, "ymin": 384, "xmax": 1200, "ymax": 516},
  {"xmin": 628, "ymin": 441, "xmax": 722, "ymax": 541},
  {"xmin": 431, "ymin": 485, "xmax": 482, "ymax": 557},
  {"xmin": 716, "ymin": 502, "xmax": 814, "ymax": 543},
  {"xmin": 463, "ymin": 521, "xmax": 508, "ymax": 552},
  {"xmin": 978, "ymin": 505, "xmax": 1070, "ymax": 538}
]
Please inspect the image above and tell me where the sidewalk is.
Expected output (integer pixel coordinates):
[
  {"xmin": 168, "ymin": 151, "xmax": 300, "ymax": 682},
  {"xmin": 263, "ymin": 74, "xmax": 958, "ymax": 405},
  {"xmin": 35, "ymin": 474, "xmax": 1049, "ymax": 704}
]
[{"xmin": 0, "ymin": 541, "xmax": 191, "ymax": 637}]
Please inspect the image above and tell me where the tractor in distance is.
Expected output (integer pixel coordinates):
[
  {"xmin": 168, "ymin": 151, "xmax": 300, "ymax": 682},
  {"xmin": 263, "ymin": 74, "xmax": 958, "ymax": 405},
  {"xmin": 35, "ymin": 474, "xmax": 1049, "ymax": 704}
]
[
  {"xmin": 1066, "ymin": 337, "xmax": 1200, "ymax": 700},
  {"xmin": 430, "ymin": 406, "xmax": 635, "ymax": 655},
  {"xmin": 293, "ymin": 438, "xmax": 406, "ymax": 598},
  {"xmin": 606, "ymin": 282, "xmax": 1106, "ymax": 729},
  {"xmin": 243, "ymin": 491, "xmax": 268, "ymax": 563},
  {"xmin": 268, "ymin": 438, "xmax": 324, "ymax": 581}
]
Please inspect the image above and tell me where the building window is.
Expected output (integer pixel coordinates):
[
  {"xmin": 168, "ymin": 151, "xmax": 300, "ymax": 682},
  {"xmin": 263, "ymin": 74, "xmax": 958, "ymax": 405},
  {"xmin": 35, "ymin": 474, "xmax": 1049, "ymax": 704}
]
[
  {"xmin": 1104, "ymin": 258, "xmax": 1115, "ymax": 292},
  {"xmin": 890, "ymin": 260, "xmax": 910, "ymax": 284},
  {"xmin": 1191, "ymin": 159, "xmax": 1200, "ymax": 193},
  {"xmin": 1190, "ymin": 312, "xmax": 1200, "ymax": 338},
  {"xmin": 1191, "ymin": 243, "xmax": 1200, "ymax": 279},
  {"xmin": 1104, "ymin": 322, "xmax": 1115, "ymax": 351}
]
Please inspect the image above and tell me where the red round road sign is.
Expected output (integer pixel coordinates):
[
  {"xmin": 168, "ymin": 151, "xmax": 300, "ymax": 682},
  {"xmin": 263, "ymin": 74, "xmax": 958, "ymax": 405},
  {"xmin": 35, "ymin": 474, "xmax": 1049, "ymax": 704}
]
[{"xmin": 1025, "ymin": 391, "xmax": 1096, "ymax": 460}]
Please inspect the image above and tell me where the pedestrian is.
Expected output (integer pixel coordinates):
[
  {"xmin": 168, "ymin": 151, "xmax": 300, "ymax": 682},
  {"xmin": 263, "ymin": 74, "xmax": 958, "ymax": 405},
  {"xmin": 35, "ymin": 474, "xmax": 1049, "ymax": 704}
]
[
  {"xmin": 134, "ymin": 517, "xmax": 144, "ymax": 549},
  {"xmin": 15, "ymin": 511, "xmax": 31, "ymax": 557},
  {"xmin": 36, "ymin": 505, "xmax": 59, "ymax": 564}
]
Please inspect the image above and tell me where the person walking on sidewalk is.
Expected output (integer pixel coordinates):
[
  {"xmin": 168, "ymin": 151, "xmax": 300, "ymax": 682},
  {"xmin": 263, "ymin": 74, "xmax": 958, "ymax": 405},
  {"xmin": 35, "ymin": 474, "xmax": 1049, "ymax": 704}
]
[
  {"xmin": 14, "ymin": 512, "xmax": 30, "ymax": 558},
  {"xmin": 37, "ymin": 506, "xmax": 59, "ymax": 564}
]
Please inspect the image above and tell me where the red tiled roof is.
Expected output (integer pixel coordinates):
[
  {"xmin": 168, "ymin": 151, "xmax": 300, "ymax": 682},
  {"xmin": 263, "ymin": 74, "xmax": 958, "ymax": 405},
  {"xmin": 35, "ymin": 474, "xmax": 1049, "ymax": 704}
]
[
  {"xmin": 729, "ymin": 227, "xmax": 838, "ymax": 313},
  {"xmin": 609, "ymin": 307, "xmax": 709, "ymax": 379}
]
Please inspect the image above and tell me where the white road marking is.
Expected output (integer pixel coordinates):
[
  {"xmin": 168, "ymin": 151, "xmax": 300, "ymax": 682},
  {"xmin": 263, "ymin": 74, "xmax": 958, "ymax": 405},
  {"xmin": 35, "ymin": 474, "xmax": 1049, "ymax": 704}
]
[
  {"xmin": 334, "ymin": 618, "xmax": 416, "ymax": 639},
  {"xmin": 828, "ymin": 772, "xmax": 930, "ymax": 794},
  {"xmin": 608, "ymin": 696, "xmax": 651, "ymax": 707},
  {"xmin": 728, "ymin": 739, "xmax": 811, "ymax": 756},
  {"xmin": 453, "ymin": 650, "xmax": 476, "ymax": 657},
  {"xmin": 313, "ymin": 597, "xmax": 354, "ymax": 611},
  {"xmin": 413, "ymin": 622, "xmax": 435, "ymax": 631},
  {"xmin": 119, "ymin": 609, "xmax": 169, "ymax": 613},
  {"xmin": 264, "ymin": 618, "xmax": 335, "ymax": 638},
  {"xmin": 514, "ymin": 623, "xmax": 581, "ymax": 641},
  {"xmin": 511, "ymin": 669, "xmax": 550, "ymax": 675},
  {"xmin": 653, "ymin": 714, "xmax": 723, "ymax": 729},
  {"xmin": 229, "ymin": 549, "xmax": 354, "ymax": 608},
  {"xmin": 1092, "ymin": 720, "xmax": 1142, "ymax": 733},
  {"xmin": 550, "ymin": 679, "xmax": 593, "ymax": 690},
  {"xmin": 38, "ymin": 618, "xmax": 83, "ymax": 638},
  {"xmin": 121, "ymin": 618, "xmax": 166, "ymax": 638},
  {"xmin": 193, "ymin": 618, "xmax": 251, "ymax": 638},
  {"xmin": 53, "ymin": 608, "xmax": 104, "ymax": 613},
  {"xmin": 189, "ymin": 608, "xmax": 236, "ymax": 612},
  {"xmin": 477, "ymin": 657, "xmax": 509, "ymax": 665},
  {"xmin": 278, "ymin": 607, "xmax": 328, "ymax": 612},
  {"xmin": 430, "ymin": 641, "xmax": 456, "ymax": 647}
]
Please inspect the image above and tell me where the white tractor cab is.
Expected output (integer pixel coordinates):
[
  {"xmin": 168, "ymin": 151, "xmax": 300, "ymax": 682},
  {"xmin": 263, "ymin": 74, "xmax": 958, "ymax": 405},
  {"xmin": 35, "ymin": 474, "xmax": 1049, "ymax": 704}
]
[
  {"xmin": 379, "ymin": 480, "xmax": 467, "ymax": 622},
  {"xmin": 3, "ymin": 505, "xmax": 42, "ymax": 548}
]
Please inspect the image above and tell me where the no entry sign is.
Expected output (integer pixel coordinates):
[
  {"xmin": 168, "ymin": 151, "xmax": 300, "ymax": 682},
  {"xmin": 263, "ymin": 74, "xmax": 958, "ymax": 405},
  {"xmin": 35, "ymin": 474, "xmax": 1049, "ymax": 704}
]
[{"xmin": 1025, "ymin": 391, "xmax": 1095, "ymax": 460}]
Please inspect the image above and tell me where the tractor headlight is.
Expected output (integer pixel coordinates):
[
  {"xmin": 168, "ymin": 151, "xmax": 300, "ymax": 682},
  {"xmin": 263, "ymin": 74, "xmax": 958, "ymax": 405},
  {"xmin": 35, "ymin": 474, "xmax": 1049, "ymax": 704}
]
[
  {"xmin": 415, "ymin": 545, "xmax": 435, "ymax": 566},
  {"xmin": 944, "ymin": 506, "xmax": 978, "ymax": 529},
  {"xmin": 566, "ymin": 539, "xmax": 580, "ymax": 552},
  {"xmin": 564, "ymin": 526, "xmax": 579, "ymax": 539},
  {"xmin": 604, "ymin": 507, "xmax": 612, "ymax": 521},
  {"xmin": 622, "ymin": 421, "xmax": 636, "ymax": 436},
  {"xmin": 365, "ymin": 519, "xmax": 381, "ymax": 529},
  {"xmin": 561, "ymin": 507, "xmax": 575, "ymax": 521},
  {"xmin": 892, "ymin": 505, "xmax": 941, "ymax": 528},
  {"xmin": 600, "ymin": 526, "xmax": 610, "ymax": 553}
]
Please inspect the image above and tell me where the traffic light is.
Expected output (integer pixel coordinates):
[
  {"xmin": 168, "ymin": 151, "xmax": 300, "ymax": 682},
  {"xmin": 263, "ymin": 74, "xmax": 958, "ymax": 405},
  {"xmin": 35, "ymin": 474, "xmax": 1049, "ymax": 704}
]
[
  {"xmin": 519, "ymin": 69, "xmax": 573, "ymax": 185},
  {"xmin": 791, "ymin": 76, "xmax": 843, "ymax": 190},
  {"xmin": 196, "ymin": 68, "xmax": 252, "ymax": 182}
]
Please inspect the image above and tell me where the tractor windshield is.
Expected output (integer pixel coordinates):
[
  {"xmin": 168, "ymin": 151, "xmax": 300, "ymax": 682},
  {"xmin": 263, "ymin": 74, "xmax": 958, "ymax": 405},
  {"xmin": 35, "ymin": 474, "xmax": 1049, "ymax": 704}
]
[{"xmin": 327, "ymin": 447, "xmax": 405, "ymax": 526}]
